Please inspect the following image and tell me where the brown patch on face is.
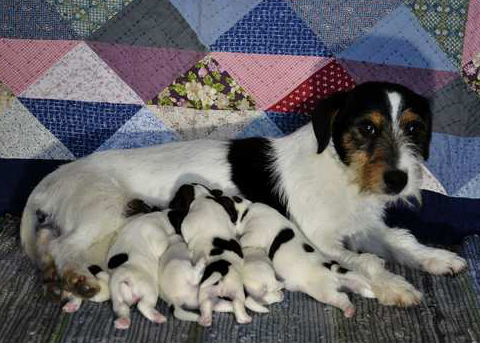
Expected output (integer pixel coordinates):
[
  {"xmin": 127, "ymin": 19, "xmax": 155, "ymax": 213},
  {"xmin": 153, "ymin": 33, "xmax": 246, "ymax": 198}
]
[
  {"xmin": 369, "ymin": 111, "xmax": 384, "ymax": 128},
  {"xmin": 399, "ymin": 109, "xmax": 422, "ymax": 128},
  {"xmin": 341, "ymin": 131, "xmax": 390, "ymax": 194}
]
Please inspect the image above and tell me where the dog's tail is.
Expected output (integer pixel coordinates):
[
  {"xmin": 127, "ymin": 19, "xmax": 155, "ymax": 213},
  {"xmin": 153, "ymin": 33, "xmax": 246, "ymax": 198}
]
[{"xmin": 20, "ymin": 196, "xmax": 39, "ymax": 261}]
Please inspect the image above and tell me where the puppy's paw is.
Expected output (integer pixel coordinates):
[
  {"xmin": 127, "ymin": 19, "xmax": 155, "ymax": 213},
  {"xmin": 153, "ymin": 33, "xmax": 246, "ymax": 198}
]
[
  {"xmin": 236, "ymin": 314, "xmax": 252, "ymax": 324},
  {"xmin": 114, "ymin": 317, "xmax": 131, "ymax": 330},
  {"xmin": 63, "ymin": 270, "xmax": 100, "ymax": 298},
  {"xmin": 198, "ymin": 316, "xmax": 212, "ymax": 327},
  {"xmin": 421, "ymin": 250, "xmax": 467, "ymax": 275},
  {"xmin": 343, "ymin": 306, "xmax": 356, "ymax": 318},
  {"xmin": 62, "ymin": 299, "xmax": 81, "ymax": 313},
  {"xmin": 151, "ymin": 310, "xmax": 167, "ymax": 324},
  {"xmin": 372, "ymin": 274, "xmax": 422, "ymax": 307}
]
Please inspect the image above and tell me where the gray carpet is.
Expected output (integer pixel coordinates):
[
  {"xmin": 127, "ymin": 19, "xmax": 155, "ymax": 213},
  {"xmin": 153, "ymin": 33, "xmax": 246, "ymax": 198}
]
[{"xmin": 1, "ymin": 214, "xmax": 479, "ymax": 343}]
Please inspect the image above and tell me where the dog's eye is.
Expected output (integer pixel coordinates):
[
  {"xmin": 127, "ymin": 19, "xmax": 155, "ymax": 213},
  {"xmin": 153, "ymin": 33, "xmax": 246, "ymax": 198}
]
[
  {"xmin": 358, "ymin": 121, "xmax": 376, "ymax": 137},
  {"xmin": 405, "ymin": 121, "xmax": 423, "ymax": 135}
]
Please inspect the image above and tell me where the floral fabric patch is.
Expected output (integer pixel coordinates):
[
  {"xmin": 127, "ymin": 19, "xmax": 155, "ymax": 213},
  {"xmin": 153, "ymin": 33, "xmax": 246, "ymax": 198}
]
[
  {"xmin": 463, "ymin": 53, "xmax": 480, "ymax": 96},
  {"xmin": 149, "ymin": 55, "xmax": 256, "ymax": 111}
]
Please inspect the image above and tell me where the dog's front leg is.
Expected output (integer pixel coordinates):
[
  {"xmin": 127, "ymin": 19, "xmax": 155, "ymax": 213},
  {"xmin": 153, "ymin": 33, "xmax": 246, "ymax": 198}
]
[
  {"xmin": 373, "ymin": 227, "xmax": 467, "ymax": 275},
  {"xmin": 321, "ymin": 241, "xmax": 422, "ymax": 307}
]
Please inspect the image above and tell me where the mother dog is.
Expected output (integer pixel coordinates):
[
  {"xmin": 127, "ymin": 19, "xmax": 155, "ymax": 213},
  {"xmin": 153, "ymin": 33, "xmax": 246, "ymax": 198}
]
[{"xmin": 21, "ymin": 81, "xmax": 466, "ymax": 307}]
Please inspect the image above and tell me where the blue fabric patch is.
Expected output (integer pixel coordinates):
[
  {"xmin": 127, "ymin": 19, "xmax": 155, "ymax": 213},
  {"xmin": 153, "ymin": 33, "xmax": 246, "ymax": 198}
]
[
  {"xmin": 288, "ymin": 0, "xmax": 403, "ymax": 54},
  {"xmin": 426, "ymin": 132, "xmax": 480, "ymax": 195},
  {"xmin": 339, "ymin": 4, "xmax": 455, "ymax": 72},
  {"xmin": 0, "ymin": 0, "xmax": 78, "ymax": 40},
  {"xmin": 454, "ymin": 173, "xmax": 480, "ymax": 199},
  {"xmin": 18, "ymin": 98, "xmax": 141, "ymax": 158},
  {"xmin": 210, "ymin": 0, "xmax": 332, "ymax": 57},
  {"xmin": 169, "ymin": 0, "xmax": 262, "ymax": 46},
  {"xmin": 97, "ymin": 107, "xmax": 179, "ymax": 151},
  {"xmin": 236, "ymin": 114, "xmax": 284, "ymax": 139},
  {"xmin": 265, "ymin": 111, "xmax": 310, "ymax": 135}
]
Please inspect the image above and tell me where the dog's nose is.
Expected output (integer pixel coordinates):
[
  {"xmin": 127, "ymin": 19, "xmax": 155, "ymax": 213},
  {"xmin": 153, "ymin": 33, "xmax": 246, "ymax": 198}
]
[{"xmin": 384, "ymin": 170, "xmax": 408, "ymax": 194}]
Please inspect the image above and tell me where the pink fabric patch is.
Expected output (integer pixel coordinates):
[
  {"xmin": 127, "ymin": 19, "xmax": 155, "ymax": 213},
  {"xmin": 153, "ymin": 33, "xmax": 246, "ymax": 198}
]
[
  {"xmin": 88, "ymin": 42, "xmax": 206, "ymax": 102},
  {"xmin": 339, "ymin": 59, "xmax": 458, "ymax": 97},
  {"xmin": 268, "ymin": 60, "xmax": 355, "ymax": 115},
  {"xmin": 211, "ymin": 52, "xmax": 332, "ymax": 110},
  {"xmin": 462, "ymin": 0, "xmax": 480, "ymax": 65},
  {"xmin": 0, "ymin": 39, "xmax": 79, "ymax": 94}
]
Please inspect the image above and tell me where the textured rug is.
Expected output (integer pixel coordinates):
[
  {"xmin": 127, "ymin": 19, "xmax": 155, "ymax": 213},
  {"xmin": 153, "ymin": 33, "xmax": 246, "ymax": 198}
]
[{"xmin": 1, "ymin": 215, "xmax": 479, "ymax": 343}]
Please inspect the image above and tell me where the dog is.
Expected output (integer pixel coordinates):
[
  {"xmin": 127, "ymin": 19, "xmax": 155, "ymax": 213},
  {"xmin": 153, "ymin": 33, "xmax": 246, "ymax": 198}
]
[
  {"xmin": 168, "ymin": 183, "xmax": 253, "ymax": 326},
  {"xmin": 21, "ymin": 82, "xmax": 466, "ymax": 308},
  {"xmin": 157, "ymin": 233, "xmax": 206, "ymax": 322},
  {"xmin": 107, "ymin": 211, "xmax": 173, "ymax": 329},
  {"xmin": 240, "ymin": 202, "xmax": 375, "ymax": 317}
]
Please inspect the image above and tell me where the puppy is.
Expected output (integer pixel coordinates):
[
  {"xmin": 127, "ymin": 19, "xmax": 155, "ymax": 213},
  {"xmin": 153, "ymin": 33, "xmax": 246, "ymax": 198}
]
[
  {"xmin": 240, "ymin": 202, "xmax": 375, "ymax": 318},
  {"xmin": 157, "ymin": 233, "xmax": 205, "ymax": 322},
  {"xmin": 107, "ymin": 211, "xmax": 173, "ymax": 329},
  {"xmin": 241, "ymin": 246, "xmax": 284, "ymax": 313},
  {"xmin": 169, "ymin": 183, "xmax": 251, "ymax": 326}
]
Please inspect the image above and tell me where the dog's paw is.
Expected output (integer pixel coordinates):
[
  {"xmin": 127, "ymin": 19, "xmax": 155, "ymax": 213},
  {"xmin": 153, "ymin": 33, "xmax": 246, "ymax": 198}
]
[
  {"xmin": 114, "ymin": 317, "xmax": 131, "ymax": 330},
  {"xmin": 62, "ymin": 299, "xmax": 81, "ymax": 313},
  {"xmin": 236, "ymin": 314, "xmax": 252, "ymax": 324},
  {"xmin": 372, "ymin": 274, "xmax": 422, "ymax": 307},
  {"xmin": 343, "ymin": 307, "xmax": 356, "ymax": 318},
  {"xmin": 63, "ymin": 270, "xmax": 100, "ymax": 298},
  {"xmin": 151, "ymin": 310, "xmax": 167, "ymax": 324},
  {"xmin": 198, "ymin": 316, "xmax": 212, "ymax": 327},
  {"xmin": 421, "ymin": 250, "xmax": 467, "ymax": 275}
]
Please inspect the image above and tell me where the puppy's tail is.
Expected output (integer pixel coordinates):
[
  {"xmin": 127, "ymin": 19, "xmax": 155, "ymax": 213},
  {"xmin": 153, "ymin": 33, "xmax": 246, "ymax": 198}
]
[{"xmin": 20, "ymin": 197, "xmax": 39, "ymax": 261}]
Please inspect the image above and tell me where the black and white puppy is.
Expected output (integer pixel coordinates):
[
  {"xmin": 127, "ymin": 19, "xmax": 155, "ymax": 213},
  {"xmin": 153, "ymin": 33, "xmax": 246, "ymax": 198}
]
[
  {"xmin": 157, "ymin": 233, "xmax": 206, "ymax": 322},
  {"xmin": 21, "ymin": 82, "xmax": 466, "ymax": 308},
  {"xmin": 240, "ymin": 202, "xmax": 374, "ymax": 317},
  {"xmin": 169, "ymin": 183, "xmax": 251, "ymax": 326},
  {"xmin": 107, "ymin": 211, "xmax": 173, "ymax": 329}
]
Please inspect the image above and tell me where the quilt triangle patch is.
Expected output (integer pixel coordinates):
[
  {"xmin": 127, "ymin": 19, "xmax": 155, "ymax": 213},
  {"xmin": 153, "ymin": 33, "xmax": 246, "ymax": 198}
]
[
  {"xmin": 265, "ymin": 111, "xmax": 311, "ymax": 135},
  {"xmin": 236, "ymin": 114, "xmax": 284, "ymax": 139},
  {"xmin": 339, "ymin": 5, "xmax": 455, "ymax": 72},
  {"xmin": 0, "ymin": 39, "xmax": 79, "ymax": 94},
  {"xmin": 0, "ymin": 98, "xmax": 74, "ymax": 160},
  {"xmin": 148, "ymin": 105, "xmax": 263, "ymax": 141},
  {"xmin": 210, "ymin": 0, "xmax": 332, "ymax": 57},
  {"xmin": 268, "ymin": 60, "xmax": 356, "ymax": 115},
  {"xmin": 462, "ymin": 0, "xmax": 480, "ymax": 65},
  {"xmin": 212, "ymin": 52, "xmax": 333, "ymax": 110},
  {"xmin": 18, "ymin": 98, "xmax": 142, "ymax": 158},
  {"xmin": 97, "ymin": 107, "xmax": 179, "ymax": 151},
  {"xmin": 149, "ymin": 55, "xmax": 256, "ymax": 111},
  {"xmin": 87, "ymin": 0, "xmax": 206, "ymax": 51},
  {"xmin": 454, "ymin": 173, "xmax": 480, "ymax": 199},
  {"xmin": 88, "ymin": 42, "xmax": 206, "ymax": 102},
  {"xmin": 338, "ymin": 59, "xmax": 457, "ymax": 96},
  {"xmin": 20, "ymin": 42, "xmax": 143, "ymax": 104}
]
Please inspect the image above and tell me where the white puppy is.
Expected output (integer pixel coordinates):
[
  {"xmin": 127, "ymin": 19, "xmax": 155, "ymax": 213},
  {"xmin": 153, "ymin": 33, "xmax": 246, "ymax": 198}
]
[
  {"xmin": 240, "ymin": 202, "xmax": 375, "ymax": 318},
  {"xmin": 169, "ymin": 183, "xmax": 251, "ymax": 326},
  {"xmin": 107, "ymin": 211, "xmax": 173, "ymax": 329},
  {"xmin": 157, "ymin": 233, "xmax": 205, "ymax": 322}
]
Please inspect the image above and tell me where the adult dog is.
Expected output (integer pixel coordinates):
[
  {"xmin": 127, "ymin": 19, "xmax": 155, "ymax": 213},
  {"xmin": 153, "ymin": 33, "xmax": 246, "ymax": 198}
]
[{"xmin": 21, "ymin": 81, "xmax": 466, "ymax": 306}]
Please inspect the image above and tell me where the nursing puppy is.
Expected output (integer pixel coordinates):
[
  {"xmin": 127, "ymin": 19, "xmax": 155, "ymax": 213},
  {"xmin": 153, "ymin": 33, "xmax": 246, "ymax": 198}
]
[
  {"xmin": 240, "ymin": 202, "xmax": 374, "ymax": 317},
  {"xmin": 170, "ymin": 183, "xmax": 251, "ymax": 326},
  {"xmin": 157, "ymin": 233, "xmax": 206, "ymax": 322},
  {"xmin": 22, "ymin": 82, "xmax": 466, "ymax": 308},
  {"xmin": 107, "ymin": 211, "xmax": 173, "ymax": 329}
]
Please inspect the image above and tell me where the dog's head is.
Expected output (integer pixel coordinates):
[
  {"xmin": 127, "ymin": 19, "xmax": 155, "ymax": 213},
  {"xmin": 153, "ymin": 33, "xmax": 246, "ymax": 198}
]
[{"xmin": 312, "ymin": 82, "xmax": 432, "ymax": 199}]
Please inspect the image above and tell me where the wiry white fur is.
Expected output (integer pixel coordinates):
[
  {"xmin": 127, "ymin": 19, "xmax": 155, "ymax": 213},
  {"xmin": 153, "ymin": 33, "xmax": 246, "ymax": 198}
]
[{"xmin": 387, "ymin": 92, "xmax": 402, "ymax": 122}]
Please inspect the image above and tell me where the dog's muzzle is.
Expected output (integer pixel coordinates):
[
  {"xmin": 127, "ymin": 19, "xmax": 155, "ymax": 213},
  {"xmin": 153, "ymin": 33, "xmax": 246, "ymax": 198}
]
[{"xmin": 384, "ymin": 170, "xmax": 408, "ymax": 195}]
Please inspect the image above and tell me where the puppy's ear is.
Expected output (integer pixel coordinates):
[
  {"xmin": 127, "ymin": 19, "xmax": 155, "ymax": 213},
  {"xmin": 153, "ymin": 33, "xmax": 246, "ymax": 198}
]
[
  {"xmin": 214, "ymin": 196, "xmax": 238, "ymax": 224},
  {"xmin": 169, "ymin": 184, "xmax": 195, "ymax": 211},
  {"xmin": 312, "ymin": 91, "xmax": 349, "ymax": 154}
]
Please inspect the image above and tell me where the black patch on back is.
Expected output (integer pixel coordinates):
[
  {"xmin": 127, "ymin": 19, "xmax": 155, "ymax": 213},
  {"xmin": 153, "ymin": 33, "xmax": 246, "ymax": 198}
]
[
  {"xmin": 200, "ymin": 260, "xmax": 231, "ymax": 284},
  {"xmin": 206, "ymin": 196, "xmax": 238, "ymax": 224},
  {"xmin": 210, "ymin": 248, "xmax": 223, "ymax": 256},
  {"xmin": 124, "ymin": 198, "xmax": 162, "ymax": 217},
  {"xmin": 302, "ymin": 243, "xmax": 315, "ymax": 253},
  {"xmin": 322, "ymin": 261, "xmax": 336, "ymax": 269},
  {"xmin": 337, "ymin": 266, "xmax": 349, "ymax": 274},
  {"xmin": 108, "ymin": 253, "xmax": 129, "ymax": 269},
  {"xmin": 168, "ymin": 209, "xmax": 188, "ymax": 235},
  {"xmin": 227, "ymin": 138, "xmax": 287, "ymax": 216},
  {"xmin": 210, "ymin": 189, "xmax": 223, "ymax": 198},
  {"xmin": 268, "ymin": 228, "xmax": 295, "ymax": 260},
  {"xmin": 232, "ymin": 196, "xmax": 243, "ymax": 203},
  {"xmin": 322, "ymin": 260, "xmax": 348, "ymax": 273},
  {"xmin": 88, "ymin": 265, "xmax": 102, "ymax": 276},
  {"xmin": 212, "ymin": 237, "xmax": 243, "ymax": 258},
  {"xmin": 169, "ymin": 184, "xmax": 195, "ymax": 211},
  {"xmin": 241, "ymin": 209, "xmax": 249, "ymax": 222}
]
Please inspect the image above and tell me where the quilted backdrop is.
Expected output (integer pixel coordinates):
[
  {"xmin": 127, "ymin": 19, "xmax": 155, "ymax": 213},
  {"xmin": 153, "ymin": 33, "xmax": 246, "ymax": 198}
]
[{"xmin": 0, "ymin": 1, "xmax": 479, "ymax": 218}]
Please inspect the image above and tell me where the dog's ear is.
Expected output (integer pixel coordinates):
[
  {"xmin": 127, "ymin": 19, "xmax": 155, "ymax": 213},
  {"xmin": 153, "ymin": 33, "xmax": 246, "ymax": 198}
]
[
  {"xmin": 212, "ymin": 196, "xmax": 238, "ymax": 224},
  {"xmin": 169, "ymin": 184, "xmax": 195, "ymax": 211},
  {"xmin": 167, "ymin": 209, "xmax": 187, "ymax": 235},
  {"xmin": 312, "ymin": 91, "xmax": 349, "ymax": 154}
]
